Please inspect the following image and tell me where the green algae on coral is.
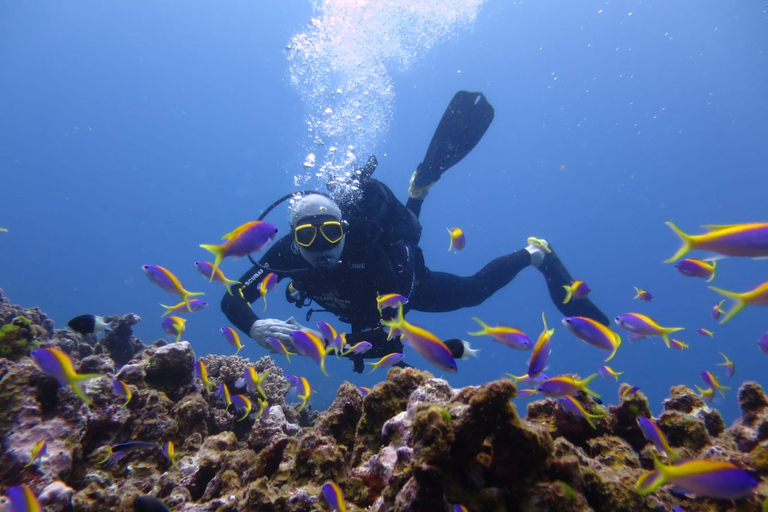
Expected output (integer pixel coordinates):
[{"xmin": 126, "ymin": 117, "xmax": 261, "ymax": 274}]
[{"xmin": 0, "ymin": 315, "xmax": 36, "ymax": 358}]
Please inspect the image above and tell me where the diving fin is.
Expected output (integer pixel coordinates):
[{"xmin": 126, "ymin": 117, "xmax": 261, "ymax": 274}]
[{"xmin": 409, "ymin": 90, "xmax": 495, "ymax": 199}]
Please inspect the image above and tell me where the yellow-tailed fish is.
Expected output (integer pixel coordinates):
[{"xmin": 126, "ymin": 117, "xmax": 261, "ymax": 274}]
[
  {"xmin": 111, "ymin": 379, "xmax": 133, "ymax": 407},
  {"xmin": 613, "ymin": 313, "xmax": 683, "ymax": 349},
  {"xmin": 709, "ymin": 280, "xmax": 768, "ymax": 324},
  {"xmin": 161, "ymin": 440, "xmax": 180, "ymax": 469},
  {"xmin": 199, "ymin": 220, "xmax": 279, "ymax": 280},
  {"xmin": 675, "ymin": 258, "xmax": 717, "ymax": 281},
  {"xmin": 598, "ymin": 365, "xmax": 623, "ymax": 381},
  {"xmin": 160, "ymin": 298, "xmax": 208, "ymax": 317},
  {"xmin": 537, "ymin": 374, "xmax": 600, "ymax": 399},
  {"xmin": 636, "ymin": 456, "xmax": 759, "ymax": 499},
  {"xmin": 253, "ymin": 398, "xmax": 268, "ymax": 420},
  {"xmin": 194, "ymin": 359, "xmax": 215, "ymax": 390},
  {"xmin": 267, "ymin": 336, "xmax": 297, "ymax": 362},
  {"xmin": 297, "ymin": 376, "xmax": 312, "ymax": 412},
  {"xmin": 7, "ymin": 485, "xmax": 42, "ymax": 512},
  {"xmin": 696, "ymin": 328, "xmax": 714, "ymax": 337},
  {"xmin": 636, "ymin": 416, "xmax": 680, "ymax": 462},
  {"xmin": 699, "ymin": 371, "xmax": 731, "ymax": 398},
  {"xmin": 194, "ymin": 260, "xmax": 241, "ymax": 295},
  {"xmin": 365, "ymin": 353, "xmax": 405, "ymax": 374},
  {"xmin": 561, "ymin": 316, "xmax": 622, "ymax": 362},
  {"xmin": 322, "ymin": 482, "xmax": 356, "ymax": 512},
  {"xmin": 669, "ymin": 339, "xmax": 689, "ymax": 350},
  {"xmin": 696, "ymin": 385, "xmax": 715, "ymax": 403},
  {"xmin": 562, "ymin": 280, "xmax": 591, "ymax": 304},
  {"xmin": 30, "ymin": 348, "xmax": 101, "ymax": 405},
  {"xmin": 633, "ymin": 286, "xmax": 654, "ymax": 302},
  {"xmin": 231, "ymin": 394, "xmax": 253, "ymax": 421},
  {"xmin": 216, "ymin": 382, "xmax": 232, "ymax": 409},
  {"xmin": 142, "ymin": 264, "xmax": 204, "ymax": 312},
  {"xmin": 447, "ymin": 227, "xmax": 465, "ymax": 252},
  {"xmin": 468, "ymin": 317, "xmax": 532, "ymax": 351},
  {"xmin": 259, "ymin": 272, "xmax": 278, "ymax": 312},
  {"xmin": 382, "ymin": 303, "xmax": 457, "ymax": 373},
  {"xmin": 24, "ymin": 440, "xmax": 47, "ymax": 468},
  {"xmin": 376, "ymin": 293, "xmax": 408, "ymax": 316},
  {"xmin": 161, "ymin": 316, "xmax": 186, "ymax": 343},
  {"xmin": 711, "ymin": 299, "xmax": 726, "ymax": 320},
  {"xmin": 236, "ymin": 367, "xmax": 270, "ymax": 401},
  {"xmin": 289, "ymin": 330, "xmax": 333, "ymax": 377},
  {"xmin": 557, "ymin": 395, "xmax": 605, "ymax": 429},
  {"xmin": 221, "ymin": 326, "xmax": 244, "ymax": 355},
  {"xmin": 664, "ymin": 221, "xmax": 768, "ymax": 262},
  {"xmin": 528, "ymin": 312, "xmax": 553, "ymax": 378}
]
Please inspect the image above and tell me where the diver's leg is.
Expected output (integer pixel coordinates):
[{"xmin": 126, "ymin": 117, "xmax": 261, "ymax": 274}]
[{"xmin": 529, "ymin": 239, "xmax": 610, "ymax": 326}]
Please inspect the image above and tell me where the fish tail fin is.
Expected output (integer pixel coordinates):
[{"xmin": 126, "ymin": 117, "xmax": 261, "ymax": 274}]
[
  {"xmin": 297, "ymin": 396, "xmax": 308, "ymax": 412},
  {"xmin": 71, "ymin": 373, "xmax": 101, "ymax": 405},
  {"xmin": 581, "ymin": 373, "xmax": 601, "ymax": 399},
  {"xmin": 667, "ymin": 447, "xmax": 681, "ymax": 464},
  {"xmin": 320, "ymin": 355, "xmax": 329, "ymax": 377},
  {"xmin": 562, "ymin": 285, "xmax": 573, "ymax": 304},
  {"xmin": 468, "ymin": 317, "xmax": 490, "ymax": 336},
  {"xmin": 505, "ymin": 373, "xmax": 524, "ymax": 383},
  {"xmin": 159, "ymin": 303, "xmax": 172, "ymax": 317},
  {"xmin": 664, "ymin": 221, "xmax": 694, "ymax": 263},
  {"xmin": 182, "ymin": 290, "xmax": 205, "ymax": 312},
  {"xmin": 365, "ymin": 362, "xmax": 379, "ymax": 374},
  {"xmin": 447, "ymin": 227, "xmax": 453, "ymax": 251},
  {"xmin": 633, "ymin": 286, "xmax": 641, "ymax": 299},
  {"xmin": 660, "ymin": 327, "xmax": 684, "ymax": 349},
  {"xmin": 709, "ymin": 286, "xmax": 746, "ymax": 324},
  {"xmin": 262, "ymin": 293, "xmax": 268, "ymax": 313},
  {"xmin": 199, "ymin": 244, "xmax": 224, "ymax": 281},
  {"xmin": 706, "ymin": 260, "xmax": 717, "ymax": 282}
]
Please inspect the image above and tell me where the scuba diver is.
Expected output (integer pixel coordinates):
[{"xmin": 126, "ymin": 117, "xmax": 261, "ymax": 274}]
[{"xmin": 221, "ymin": 91, "xmax": 609, "ymax": 373}]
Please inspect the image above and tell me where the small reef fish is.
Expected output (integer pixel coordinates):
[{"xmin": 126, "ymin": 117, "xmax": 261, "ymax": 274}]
[
  {"xmin": 664, "ymin": 221, "xmax": 768, "ymax": 262},
  {"xmin": 357, "ymin": 387, "xmax": 372, "ymax": 397},
  {"xmin": 709, "ymin": 280, "xmax": 768, "ymax": 324},
  {"xmin": 111, "ymin": 379, "xmax": 132, "ymax": 407},
  {"xmin": 622, "ymin": 385, "xmax": 641, "ymax": 397},
  {"xmin": 633, "ymin": 286, "xmax": 654, "ymax": 302},
  {"xmin": 506, "ymin": 373, "xmax": 550, "ymax": 386},
  {"xmin": 216, "ymin": 382, "xmax": 232, "ymax": 409},
  {"xmin": 341, "ymin": 341, "xmax": 373, "ymax": 356},
  {"xmin": 142, "ymin": 264, "xmax": 204, "ymax": 312},
  {"xmin": 331, "ymin": 333, "xmax": 346, "ymax": 359},
  {"xmin": 674, "ymin": 258, "xmax": 717, "ymax": 281},
  {"xmin": 297, "ymin": 376, "xmax": 312, "ymax": 412},
  {"xmin": 24, "ymin": 440, "xmax": 47, "ymax": 468},
  {"xmin": 96, "ymin": 441, "xmax": 157, "ymax": 465},
  {"xmin": 161, "ymin": 440, "xmax": 180, "ymax": 469},
  {"xmin": 161, "ymin": 316, "xmax": 186, "ymax": 343},
  {"xmin": 696, "ymin": 328, "xmax": 714, "ymax": 337},
  {"xmin": 636, "ymin": 416, "xmax": 680, "ymax": 462},
  {"xmin": 285, "ymin": 375, "xmax": 300, "ymax": 397},
  {"xmin": 614, "ymin": 313, "xmax": 683, "ymax": 349},
  {"xmin": 235, "ymin": 367, "xmax": 270, "ymax": 401},
  {"xmin": 0, "ymin": 227, "xmax": 7, "ymax": 232},
  {"xmin": 67, "ymin": 314, "xmax": 112, "ymax": 335},
  {"xmin": 537, "ymin": 374, "xmax": 600, "ymax": 399},
  {"xmin": 322, "ymin": 482, "xmax": 355, "ymax": 512},
  {"xmin": 30, "ymin": 348, "xmax": 101, "ymax": 405},
  {"xmin": 711, "ymin": 299, "xmax": 726, "ymax": 320},
  {"xmin": 468, "ymin": 317, "xmax": 532, "ymax": 351},
  {"xmin": 194, "ymin": 359, "xmax": 215, "ymax": 390},
  {"xmin": 758, "ymin": 332, "xmax": 768, "ymax": 354},
  {"xmin": 199, "ymin": 220, "xmax": 279, "ymax": 279},
  {"xmin": 528, "ymin": 313, "xmax": 553, "ymax": 378},
  {"xmin": 447, "ymin": 227, "xmax": 466, "ymax": 252},
  {"xmin": 558, "ymin": 395, "xmax": 605, "ymax": 429},
  {"xmin": 517, "ymin": 388, "xmax": 538, "ymax": 399},
  {"xmin": 259, "ymin": 272, "xmax": 278, "ymax": 312},
  {"xmin": 317, "ymin": 321, "xmax": 338, "ymax": 346},
  {"xmin": 365, "ymin": 353, "xmax": 405, "ymax": 374},
  {"xmin": 598, "ymin": 366, "xmax": 623, "ymax": 381},
  {"xmin": 696, "ymin": 385, "xmax": 716, "ymax": 403},
  {"xmin": 700, "ymin": 371, "xmax": 731, "ymax": 398},
  {"xmin": 7, "ymin": 485, "xmax": 42, "ymax": 512},
  {"xmin": 133, "ymin": 496, "xmax": 172, "ymax": 512},
  {"xmin": 231, "ymin": 394, "xmax": 253, "ymax": 421},
  {"xmin": 160, "ymin": 299, "xmax": 208, "ymax": 317},
  {"xmin": 221, "ymin": 327, "xmax": 244, "ymax": 355},
  {"xmin": 669, "ymin": 339, "xmax": 689, "ymax": 350},
  {"xmin": 267, "ymin": 336, "xmax": 297, "ymax": 362},
  {"xmin": 562, "ymin": 280, "xmax": 590, "ymax": 304},
  {"xmin": 636, "ymin": 457, "xmax": 759, "ymax": 500},
  {"xmin": 561, "ymin": 316, "xmax": 621, "ymax": 362},
  {"xmin": 376, "ymin": 293, "xmax": 408, "ymax": 316},
  {"xmin": 717, "ymin": 353, "xmax": 735, "ymax": 378},
  {"xmin": 194, "ymin": 261, "xmax": 241, "ymax": 295},
  {"xmin": 454, "ymin": 506, "xmax": 469, "ymax": 512},
  {"xmin": 382, "ymin": 304, "xmax": 458, "ymax": 373},
  {"xmin": 289, "ymin": 330, "xmax": 332, "ymax": 377}
]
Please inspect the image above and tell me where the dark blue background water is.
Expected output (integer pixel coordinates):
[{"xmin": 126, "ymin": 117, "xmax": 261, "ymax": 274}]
[{"xmin": 2, "ymin": 1, "xmax": 766, "ymax": 423}]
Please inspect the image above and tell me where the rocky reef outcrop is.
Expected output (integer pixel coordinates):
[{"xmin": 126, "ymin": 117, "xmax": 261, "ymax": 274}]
[{"xmin": 0, "ymin": 287, "xmax": 766, "ymax": 511}]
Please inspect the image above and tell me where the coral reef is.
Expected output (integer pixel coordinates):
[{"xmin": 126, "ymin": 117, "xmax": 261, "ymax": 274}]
[{"xmin": 0, "ymin": 289, "xmax": 767, "ymax": 511}]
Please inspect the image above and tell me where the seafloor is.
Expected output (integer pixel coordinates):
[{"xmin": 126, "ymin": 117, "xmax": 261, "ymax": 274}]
[{"xmin": 0, "ymin": 288, "xmax": 766, "ymax": 512}]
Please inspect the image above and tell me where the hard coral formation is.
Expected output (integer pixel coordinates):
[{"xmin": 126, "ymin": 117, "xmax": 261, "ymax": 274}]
[{"xmin": 0, "ymin": 290, "xmax": 767, "ymax": 511}]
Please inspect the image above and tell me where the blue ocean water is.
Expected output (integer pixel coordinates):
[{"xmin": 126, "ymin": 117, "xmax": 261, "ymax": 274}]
[{"xmin": 1, "ymin": 1, "xmax": 766, "ymax": 425}]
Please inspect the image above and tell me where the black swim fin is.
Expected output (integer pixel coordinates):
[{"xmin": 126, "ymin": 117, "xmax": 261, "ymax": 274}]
[{"xmin": 408, "ymin": 90, "xmax": 495, "ymax": 199}]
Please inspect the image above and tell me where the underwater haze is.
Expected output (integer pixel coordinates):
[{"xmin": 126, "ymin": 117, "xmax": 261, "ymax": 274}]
[{"xmin": 1, "ymin": 0, "xmax": 767, "ymax": 425}]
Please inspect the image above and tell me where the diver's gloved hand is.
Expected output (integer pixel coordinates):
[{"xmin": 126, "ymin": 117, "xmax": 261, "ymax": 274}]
[{"xmin": 249, "ymin": 317, "xmax": 321, "ymax": 352}]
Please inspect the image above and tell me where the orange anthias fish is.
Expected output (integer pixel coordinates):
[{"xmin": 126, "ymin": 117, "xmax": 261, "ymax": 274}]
[
  {"xmin": 447, "ymin": 227, "xmax": 466, "ymax": 252},
  {"xmin": 664, "ymin": 221, "xmax": 768, "ymax": 262},
  {"xmin": 199, "ymin": 220, "xmax": 279, "ymax": 280},
  {"xmin": 709, "ymin": 281, "xmax": 768, "ymax": 324}
]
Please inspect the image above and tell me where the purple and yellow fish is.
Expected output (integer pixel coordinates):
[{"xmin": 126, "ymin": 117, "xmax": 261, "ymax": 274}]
[
  {"xmin": 160, "ymin": 298, "xmax": 208, "ymax": 317},
  {"xmin": 322, "ymin": 482, "xmax": 356, "ymax": 512},
  {"xmin": 161, "ymin": 440, "xmax": 180, "ymax": 469},
  {"xmin": 506, "ymin": 372, "xmax": 550, "ymax": 386},
  {"xmin": 267, "ymin": 336, "xmax": 297, "ymax": 362},
  {"xmin": 221, "ymin": 326, "xmax": 244, "ymax": 355},
  {"xmin": 517, "ymin": 389, "xmax": 538, "ymax": 399},
  {"xmin": 297, "ymin": 376, "xmax": 312, "ymax": 412},
  {"xmin": 558, "ymin": 395, "xmax": 605, "ymax": 429},
  {"xmin": 24, "ymin": 440, "xmax": 47, "ymax": 468},
  {"xmin": 7, "ymin": 485, "xmax": 42, "ymax": 512},
  {"xmin": 696, "ymin": 328, "xmax": 714, "ymax": 337},
  {"xmin": 758, "ymin": 332, "xmax": 768, "ymax": 354},
  {"xmin": 614, "ymin": 313, "xmax": 683, "ymax": 349},
  {"xmin": 231, "ymin": 394, "xmax": 253, "ymax": 421},
  {"xmin": 194, "ymin": 359, "xmax": 215, "ymax": 390},
  {"xmin": 696, "ymin": 385, "xmax": 715, "ymax": 403},
  {"xmin": 469, "ymin": 317, "xmax": 532, "ymax": 351},
  {"xmin": 365, "ymin": 353, "xmax": 405, "ymax": 374},
  {"xmin": 700, "ymin": 370, "xmax": 731, "ymax": 398},
  {"xmin": 357, "ymin": 386, "xmax": 372, "ymax": 397},
  {"xmin": 710, "ymin": 280, "xmax": 768, "ymax": 324},
  {"xmin": 674, "ymin": 258, "xmax": 717, "ymax": 282},
  {"xmin": 30, "ymin": 348, "xmax": 101, "ymax": 405},
  {"xmin": 598, "ymin": 365, "xmax": 623, "ymax": 381},
  {"xmin": 537, "ymin": 374, "xmax": 600, "ymax": 399},
  {"xmin": 199, "ymin": 220, "xmax": 279, "ymax": 279},
  {"xmin": 562, "ymin": 316, "xmax": 621, "ymax": 362},
  {"xmin": 341, "ymin": 341, "xmax": 373, "ymax": 356},
  {"xmin": 194, "ymin": 260, "xmax": 241, "ymax": 295},
  {"xmin": 142, "ymin": 264, "xmax": 204, "ymax": 312},
  {"xmin": 216, "ymin": 382, "xmax": 232, "ymax": 409},
  {"xmin": 636, "ymin": 416, "xmax": 680, "ymax": 462},
  {"xmin": 717, "ymin": 352, "xmax": 735, "ymax": 378},
  {"xmin": 376, "ymin": 293, "xmax": 408, "ymax": 316},
  {"xmin": 665, "ymin": 221, "xmax": 768, "ymax": 262},
  {"xmin": 563, "ymin": 280, "xmax": 590, "ymax": 304},
  {"xmin": 382, "ymin": 304, "xmax": 458, "ymax": 373},
  {"xmin": 636, "ymin": 457, "xmax": 759, "ymax": 499},
  {"xmin": 447, "ymin": 227, "xmax": 466, "ymax": 252},
  {"xmin": 161, "ymin": 316, "xmax": 186, "ymax": 343},
  {"xmin": 669, "ymin": 339, "xmax": 689, "ymax": 350},
  {"xmin": 235, "ymin": 367, "xmax": 270, "ymax": 401},
  {"xmin": 711, "ymin": 299, "xmax": 726, "ymax": 320},
  {"xmin": 289, "ymin": 330, "xmax": 332, "ymax": 377},
  {"xmin": 111, "ymin": 379, "xmax": 132, "ymax": 407},
  {"xmin": 528, "ymin": 312, "xmax": 553, "ymax": 378},
  {"xmin": 453, "ymin": 506, "xmax": 469, "ymax": 512},
  {"xmin": 259, "ymin": 272, "xmax": 278, "ymax": 312},
  {"xmin": 633, "ymin": 286, "xmax": 654, "ymax": 302}
]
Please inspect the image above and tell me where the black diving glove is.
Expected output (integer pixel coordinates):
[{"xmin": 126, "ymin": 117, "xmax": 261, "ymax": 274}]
[{"xmin": 344, "ymin": 327, "xmax": 404, "ymax": 374}]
